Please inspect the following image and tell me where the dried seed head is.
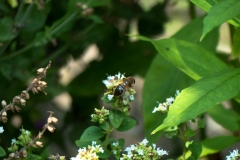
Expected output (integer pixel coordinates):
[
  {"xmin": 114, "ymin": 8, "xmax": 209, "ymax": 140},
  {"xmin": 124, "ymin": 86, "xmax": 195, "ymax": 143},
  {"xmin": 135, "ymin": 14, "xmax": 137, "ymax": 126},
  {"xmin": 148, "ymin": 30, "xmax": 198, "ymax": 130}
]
[
  {"xmin": 2, "ymin": 111, "xmax": 7, "ymax": 116},
  {"xmin": 22, "ymin": 150, "xmax": 27, "ymax": 158},
  {"xmin": 1, "ymin": 111, "xmax": 7, "ymax": 123},
  {"xmin": 10, "ymin": 103, "xmax": 15, "ymax": 112},
  {"xmin": 37, "ymin": 68, "xmax": 44, "ymax": 74},
  {"xmin": 32, "ymin": 78, "xmax": 38, "ymax": 84},
  {"xmin": 32, "ymin": 87, "xmax": 38, "ymax": 94},
  {"xmin": 47, "ymin": 117, "xmax": 52, "ymax": 123},
  {"xmin": 51, "ymin": 117, "xmax": 58, "ymax": 124},
  {"xmin": 21, "ymin": 91, "xmax": 30, "ymax": 99},
  {"xmin": 20, "ymin": 98, "xmax": 26, "ymax": 106},
  {"xmin": 9, "ymin": 153, "xmax": 15, "ymax": 158},
  {"xmin": 13, "ymin": 96, "xmax": 21, "ymax": 104},
  {"xmin": 36, "ymin": 141, "xmax": 43, "ymax": 147},
  {"xmin": 14, "ymin": 106, "xmax": 21, "ymax": 112},
  {"xmin": 47, "ymin": 124, "xmax": 55, "ymax": 133},
  {"xmin": 1, "ymin": 100, "xmax": 7, "ymax": 107}
]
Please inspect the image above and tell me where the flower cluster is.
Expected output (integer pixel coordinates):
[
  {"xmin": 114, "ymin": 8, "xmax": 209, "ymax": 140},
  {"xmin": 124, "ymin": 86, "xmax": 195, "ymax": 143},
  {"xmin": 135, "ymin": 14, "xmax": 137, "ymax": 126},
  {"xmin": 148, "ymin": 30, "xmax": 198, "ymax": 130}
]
[
  {"xmin": 120, "ymin": 138, "xmax": 168, "ymax": 160},
  {"xmin": 71, "ymin": 141, "xmax": 104, "ymax": 160},
  {"xmin": 102, "ymin": 72, "xmax": 136, "ymax": 114},
  {"xmin": 0, "ymin": 61, "xmax": 51, "ymax": 123},
  {"xmin": 91, "ymin": 107, "xmax": 109, "ymax": 124},
  {"xmin": 226, "ymin": 149, "xmax": 239, "ymax": 160},
  {"xmin": 152, "ymin": 90, "xmax": 180, "ymax": 113}
]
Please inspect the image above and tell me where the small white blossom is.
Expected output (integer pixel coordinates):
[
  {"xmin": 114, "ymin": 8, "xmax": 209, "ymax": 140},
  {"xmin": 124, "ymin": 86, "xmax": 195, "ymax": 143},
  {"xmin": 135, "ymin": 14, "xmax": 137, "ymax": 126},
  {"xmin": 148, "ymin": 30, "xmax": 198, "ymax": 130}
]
[
  {"xmin": 0, "ymin": 126, "xmax": 4, "ymax": 133},
  {"xmin": 108, "ymin": 94, "xmax": 114, "ymax": 100},
  {"xmin": 11, "ymin": 138, "xmax": 16, "ymax": 145},
  {"xmin": 102, "ymin": 80, "xmax": 113, "ymax": 88},
  {"xmin": 129, "ymin": 95, "xmax": 134, "ymax": 101},
  {"xmin": 112, "ymin": 142, "xmax": 119, "ymax": 146},
  {"xmin": 226, "ymin": 149, "xmax": 239, "ymax": 160},
  {"xmin": 138, "ymin": 149, "xmax": 143, "ymax": 155},
  {"xmin": 141, "ymin": 138, "xmax": 148, "ymax": 146}
]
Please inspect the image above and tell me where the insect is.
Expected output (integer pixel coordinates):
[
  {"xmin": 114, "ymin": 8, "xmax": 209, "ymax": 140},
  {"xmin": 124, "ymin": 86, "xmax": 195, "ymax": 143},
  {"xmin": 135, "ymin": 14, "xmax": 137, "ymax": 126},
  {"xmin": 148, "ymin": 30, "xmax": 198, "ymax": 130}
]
[{"xmin": 113, "ymin": 77, "xmax": 135, "ymax": 97}]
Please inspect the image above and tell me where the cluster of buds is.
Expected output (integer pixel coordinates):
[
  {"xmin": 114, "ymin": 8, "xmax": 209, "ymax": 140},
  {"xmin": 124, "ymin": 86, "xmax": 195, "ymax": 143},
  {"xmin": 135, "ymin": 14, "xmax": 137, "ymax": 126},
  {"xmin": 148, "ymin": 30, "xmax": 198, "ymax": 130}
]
[
  {"xmin": 6, "ymin": 111, "xmax": 58, "ymax": 159},
  {"xmin": 49, "ymin": 153, "xmax": 66, "ymax": 160},
  {"xmin": 111, "ymin": 141, "xmax": 123, "ymax": 159},
  {"xmin": 71, "ymin": 141, "xmax": 104, "ymax": 160},
  {"xmin": 91, "ymin": 107, "xmax": 109, "ymax": 124},
  {"xmin": 101, "ymin": 72, "xmax": 136, "ymax": 114},
  {"xmin": 120, "ymin": 138, "xmax": 168, "ymax": 160},
  {"xmin": 76, "ymin": 2, "xmax": 94, "ymax": 16},
  {"xmin": 152, "ymin": 90, "xmax": 180, "ymax": 113},
  {"xmin": 0, "ymin": 61, "xmax": 51, "ymax": 123}
]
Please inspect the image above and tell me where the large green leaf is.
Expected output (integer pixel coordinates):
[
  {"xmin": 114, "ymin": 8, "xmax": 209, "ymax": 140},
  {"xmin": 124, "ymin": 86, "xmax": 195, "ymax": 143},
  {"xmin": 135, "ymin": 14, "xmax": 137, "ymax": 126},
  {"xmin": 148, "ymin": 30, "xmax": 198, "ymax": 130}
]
[
  {"xmin": 142, "ymin": 55, "xmax": 193, "ymax": 142},
  {"xmin": 138, "ymin": 36, "xmax": 228, "ymax": 80},
  {"xmin": 152, "ymin": 68, "xmax": 240, "ymax": 134},
  {"xmin": 201, "ymin": 0, "xmax": 240, "ymax": 40},
  {"xmin": 207, "ymin": 104, "xmax": 240, "ymax": 132},
  {"xmin": 191, "ymin": 0, "xmax": 240, "ymax": 31},
  {"xmin": 142, "ymin": 17, "xmax": 218, "ymax": 142},
  {"xmin": 0, "ymin": 17, "xmax": 17, "ymax": 41}
]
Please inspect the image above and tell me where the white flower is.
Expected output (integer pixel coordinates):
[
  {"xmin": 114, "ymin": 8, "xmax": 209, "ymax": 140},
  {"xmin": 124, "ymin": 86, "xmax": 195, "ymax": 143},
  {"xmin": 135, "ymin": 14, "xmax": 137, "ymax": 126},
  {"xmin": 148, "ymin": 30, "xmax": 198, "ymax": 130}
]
[
  {"xmin": 152, "ymin": 107, "xmax": 159, "ymax": 113},
  {"xmin": 11, "ymin": 138, "xmax": 16, "ymax": 145},
  {"xmin": 156, "ymin": 148, "xmax": 168, "ymax": 156},
  {"xmin": 166, "ymin": 97, "xmax": 174, "ymax": 105},
  {"xmin": 0, "ymin": 126, "xmax": 4, "ymax": 133},
  {"xmin": 112, "ymin": 142, "xmax": 119, "ymax": 146},
  {"xmin": 102, "ymin": 80, "xmax": 113, "ymax": 88},
  {"xmin": 176, "ymin": 90, "xmax": 180, "ymax": 96},
  {"xmin": 141, "ymin": 138, "xmax": 148, "ymax": 146},
  {"xmin": 129, "ymin": 95, "xmax": 134, "ymax": 101},
  {"xmin": 138, "ymin": 149, "xmax": 143, "ymax": 155},
  {"xmin": 113, "ymin": 150, "xmax": 117, "ymax": 154},
  {"xmin": 152, "ymin": 143, "xmax": 156, "ymax": 150},
  {"xmin": 108, "ymin": 94, "xmax": 114, "ymax": 100}
]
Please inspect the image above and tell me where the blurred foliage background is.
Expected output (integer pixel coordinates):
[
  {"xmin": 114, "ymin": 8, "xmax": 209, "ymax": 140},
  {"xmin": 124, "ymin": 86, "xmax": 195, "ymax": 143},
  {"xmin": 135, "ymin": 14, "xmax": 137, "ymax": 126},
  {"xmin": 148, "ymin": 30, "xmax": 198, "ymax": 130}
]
[{"xmin": 1, "ymin": 0, "xmax": 231, "ymax": 159}]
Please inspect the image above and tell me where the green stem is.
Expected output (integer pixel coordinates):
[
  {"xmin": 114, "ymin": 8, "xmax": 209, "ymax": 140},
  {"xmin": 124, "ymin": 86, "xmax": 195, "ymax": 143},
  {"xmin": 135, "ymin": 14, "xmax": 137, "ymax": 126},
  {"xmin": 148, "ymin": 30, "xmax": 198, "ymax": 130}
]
[
  {"xmin": 189, "ymin": 1, "xmax": 196, "ymax": 20},
  {"xmin": 50, "ymin": 11, "xmax": 79, "ymax": 36},
  {"xmin": 104, "ymin": 125, "xmax": 114, "ymax": 149},
  {"xmin": 182, "ymin": 123, "xmax": 187, "ymax": 160}
]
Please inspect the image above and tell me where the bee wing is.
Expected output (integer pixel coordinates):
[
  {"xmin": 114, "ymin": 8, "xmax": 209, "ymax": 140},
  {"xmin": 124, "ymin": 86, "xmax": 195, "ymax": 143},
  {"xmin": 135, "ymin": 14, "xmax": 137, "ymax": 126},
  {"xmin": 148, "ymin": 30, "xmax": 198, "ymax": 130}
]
[{"xmin": 122, "ymin": 91, "xmax": 130, "ymax": 105}]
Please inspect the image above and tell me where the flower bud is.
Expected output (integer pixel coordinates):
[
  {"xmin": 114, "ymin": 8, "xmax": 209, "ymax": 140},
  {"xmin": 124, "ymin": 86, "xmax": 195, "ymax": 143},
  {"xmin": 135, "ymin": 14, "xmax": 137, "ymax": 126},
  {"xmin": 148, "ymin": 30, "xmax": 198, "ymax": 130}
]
[
  {"xmin": 32, "ymin": 78, "xmax": 38, "ymax": 84},
  {"xmin": 22, "ymin": 150, "xmax": 27, "ymax": 157}
]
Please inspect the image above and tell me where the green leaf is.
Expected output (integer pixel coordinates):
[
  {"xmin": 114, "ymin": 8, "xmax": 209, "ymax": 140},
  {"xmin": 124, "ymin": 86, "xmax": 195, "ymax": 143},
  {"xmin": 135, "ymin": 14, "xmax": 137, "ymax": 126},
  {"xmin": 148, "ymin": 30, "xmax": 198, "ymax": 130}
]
[
  {"xmin": 98, "ymin": 149, "xmax": 111, "ymax": 159},
  {"xmin": 137, "ymin": 36, "xmax": 228, "ymax": 81},
  {"xmin": 100, "ymin": 122, "xmax": 109, "ymax": 131},
  {"xmin": 0, "ymin": 17, "xmax": 17, "ymax": 41},
  {"xmin": 197, "ymin": 118, "xmax": 205, "ymax": 129},
  {"xmin": 21, "ymin": 2, "xmax": 51, "ymax": 32},
  {"xmin": 142, "ymin": 17, "xmax": 218, "ymax": 142},
  {"xmin": 201, "ymin": 0, "xmax": 240, "ymax": 40},
  {"xmin": 116, "ymin": 117, "xmax": 136, "ymax": 132},
  {"xmin": 187, "ymin": 140, "xmax": 202, "ymax": 160},
  {"xmin": 231, "ymin": 28, "xmax": 240, "ymax": 59},
  {"xmin": 184, "ymin": 129, "xmax": 195, "ymax": 138},
  {"xmin": 191, "ymin": 0, "xmax": 240, "ymax": 29},
  {"xmin": 172, "ymin": 16, "xmax": 219, "ymax": 53},
  {"xmin": 26, "ymin": 154, "xmax": 42, "ymax": 160},
  {"xmin": 207, "ymin": 104, "xmax": 240, "ymax": 132},
  {"xmin": 109, "ymin": 110, "xmax": 124, "ymax": 129},
  {"xmin": 0, "ymin": 146, "xmax": 6, "ymax": 157},
  {"xmin": 78, "ymin": 126, "xmax": 105, "ymax": 142},
  {"xmin": 201, "ymin": 136, "xmax": 240, "ymax": 157},
  {"xmin": 152, "ymin": 68, "xmax": 240, "ymax": 134}
]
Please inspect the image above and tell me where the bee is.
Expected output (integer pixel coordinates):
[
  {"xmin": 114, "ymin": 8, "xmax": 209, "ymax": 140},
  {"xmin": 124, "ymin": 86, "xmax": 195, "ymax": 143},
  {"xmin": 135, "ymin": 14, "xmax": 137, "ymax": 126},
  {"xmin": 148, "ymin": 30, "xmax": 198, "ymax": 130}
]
[{"xmin": 113, "ymin": 77, "xmax": 135, "ymax": 97}]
